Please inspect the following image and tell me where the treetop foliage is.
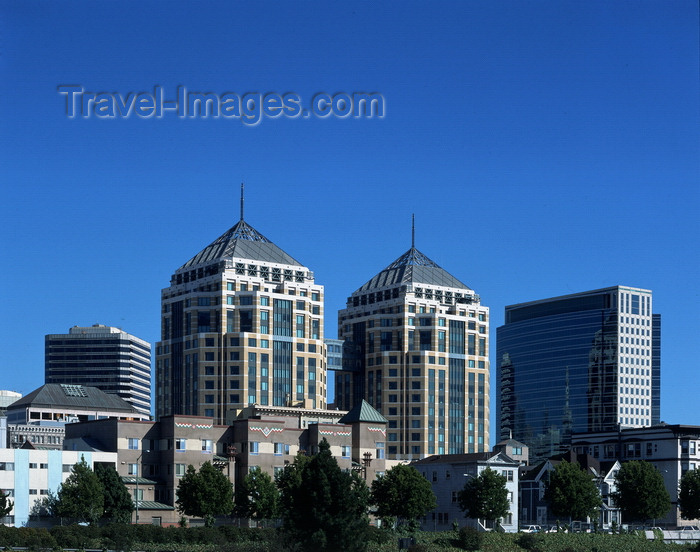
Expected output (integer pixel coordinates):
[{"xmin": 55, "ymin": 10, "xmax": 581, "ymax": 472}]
[
  {"xmin": 544, "ymin": 460, "xmax": 602, "ymax": 521},
  {"xmin": 678, "ymin": 468, "xmax": 700, "ymax": 520},
  {"xmin": 370, "ymin": 463, "xmax": 436, "ymax": 525},
  {"xmin": 458, "ymin": 467, "xmax": 510, "ymax": 523},
  {"xmin": 277, "ymin": 438, "xmax": 370, "ymax": 552},
  {"xmin": 612, "ymin": 460, "xmax": 671, "ymax": 522},
  {"xmin": 56, "ymin": 456, "xmax": 104, "ymax": 525},
  {"xmin": 176, "ymin": 461, "xmax": 234, "ymax": 527}
]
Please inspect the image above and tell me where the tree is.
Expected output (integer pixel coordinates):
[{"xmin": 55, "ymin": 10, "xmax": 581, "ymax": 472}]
[
  {"xmin": 612, "ymin": 460, "xmax": 671, "ymax": 522},
  {"xmin": 235, "ymin": 466, "xmax": 279, "ymax": 524},
  {"xmin": 0, "ymin": 488, "xmax": 12, "ymax": 522},
  {"xmin": 371, "ymin": 464, "xmax": 436, "ymax": 529},
  {"xmin": 458, "ymin": 468, "xmax": 510, "ymax": 528},
  {"xmin": 95, "ymin": 463, "xmax": 133, "ymax": 523},
  {"xmin": 277, "ymin": 439, "xmax": 370, "ymax": 552},
  {"xmin": 176, "ymin": 461, "xmax": 234, "ymax": 527},
  {"xmin": 544, "ymin": 460, "xmax": 602, "ymax": 522},
  {"xmin": 56, "ymin": 456, "xmax": 104, "ymax": 525},
  {"xmin": 679, "ymin": 469, "xmax": 700, "ymax": 520}
]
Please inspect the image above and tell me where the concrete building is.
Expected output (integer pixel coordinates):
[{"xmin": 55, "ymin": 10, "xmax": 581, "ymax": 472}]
[
  {"xmin": 572, "ymin": 424, "xmax": 700, "ymax": 527},
  {"xmin": 411, "ymin": 451, "xmax": 520, "ymax": 532},
  {"xmin": 156, "ymin": 197, "xmax": 327, "ymax": 425},
  {"xmin": 5, "ymin": 384, "xmax": 148, "ymax": 450},
  {"xmin": 46, "ymin": 325, "xmax": 151, "ymax": 416},
  {"xmin": 64, "ymin": 401, "xmax": 388, "ymax": 524},
  {"xmin": 497, "ymin": 286, "xmax": 660, "ymax": 463},
  {"xmin": 0, "ymin": 448, "xmax": 118, "ymax": 527},
  {"xmin": 336, "ymin": 235, "xmax": 490, "ymax": 460}
]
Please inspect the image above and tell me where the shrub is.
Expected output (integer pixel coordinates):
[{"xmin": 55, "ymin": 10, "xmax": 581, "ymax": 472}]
[{"xmin": 458, "ymin": 526, "xmax": 482, "ymax": 551}]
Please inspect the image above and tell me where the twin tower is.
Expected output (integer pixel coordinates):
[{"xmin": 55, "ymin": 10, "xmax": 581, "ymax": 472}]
[{"xmin": 155, "ymin": 213, "xmax": 490, "ymax": 460}]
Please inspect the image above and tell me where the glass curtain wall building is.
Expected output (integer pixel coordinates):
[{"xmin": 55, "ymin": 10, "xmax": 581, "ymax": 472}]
[
  {"xmin": 496, "ymin": 286, "xmax": 660, "ymax": 463},
  {"xmin": 45, "ymin": 325, "xmax": 151, "ymax": 416},
  {"xmin": 336, "ymin": 241, "xmax": 489, "ymax": 460},
  {"xmin": 156, "ymin": 206, "xmax": 326, "ymax": 425}
]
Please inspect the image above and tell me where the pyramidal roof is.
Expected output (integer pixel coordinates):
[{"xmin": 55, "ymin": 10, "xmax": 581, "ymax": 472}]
[
  {"xmin": 354, "ymin": 246, "xmax": 471, "ymax": 293},
  {"xmin": 338, "ymin": 399, "xmax": 388, "ymax": 424},
  {"xmin": 178, "ymin": 218, "xmax": 304, "ymax": 271}
]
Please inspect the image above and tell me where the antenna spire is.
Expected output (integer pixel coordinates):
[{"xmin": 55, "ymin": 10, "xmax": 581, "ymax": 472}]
[
  {"xmin": 411, "ymin": 214, "xmax": 415, "ymax": 249},
  {"xmin": 240, "ymin": 182, "xmax": 245, "ymax": 221}
]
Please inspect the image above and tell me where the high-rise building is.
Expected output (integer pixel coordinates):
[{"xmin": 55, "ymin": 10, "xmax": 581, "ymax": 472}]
[
  {"xmin": 155, "ymin": 205, "xmax": 326, "ymax": 425},
  {"xmin": 45, "ymin": 325, "xmax": 151, "ymax": 416},
  {"xmin": 496, "ymin": 286, "xmax": 660, "ymax": 463},
  {"xmin": 336, "ymin": 238, "xmax": 490, "ymax": 460}
]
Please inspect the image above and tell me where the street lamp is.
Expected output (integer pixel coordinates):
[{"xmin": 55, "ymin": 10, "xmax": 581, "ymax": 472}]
[{"xmin": 135, "ymin": 449, "xmax": 150, "ymax": 524}]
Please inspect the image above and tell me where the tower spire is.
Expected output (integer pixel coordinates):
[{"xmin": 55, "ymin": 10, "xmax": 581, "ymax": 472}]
[
  {"xmin": 240, "ymin": 182, "xmax": 245, "ymax": 221},
  {"xmin": 411, "ymin": 213, "xmax": 415, "ymax": 249}
]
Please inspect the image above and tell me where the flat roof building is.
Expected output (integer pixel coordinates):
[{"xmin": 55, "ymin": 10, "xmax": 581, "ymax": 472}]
[
  {"xmin": 497, "ymin": 286, "xmax": 660, "ymax": 463},
  {"xmin": 46, "ymin": 325, "xmax": 151, "ymax": 416}
]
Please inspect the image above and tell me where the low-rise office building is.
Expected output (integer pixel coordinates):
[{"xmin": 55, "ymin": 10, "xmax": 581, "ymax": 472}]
[{"xmin": 64, "ymin": 401, "xmax": 388, "ymax": 524}]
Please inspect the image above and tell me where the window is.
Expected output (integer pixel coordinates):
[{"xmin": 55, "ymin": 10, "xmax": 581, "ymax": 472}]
[
  {"xmin": 341, "ymin": 446, "xmax": 351, "ymax": 458},
  {"xmin": 175, "ymin": 464, "xmax": 185, "ymax": 477},
  {"xmin": 128, "ymin": 438, "xmax": 139, "ymax": 450},
  {"xmin": 0, "ymin": 463, "xmax": 15, "ymax": 471},
  {"xmin": 201, "ymin": 439, "xmax": 213, "ymax": 453},
  {"xmin": 29, "ymin": 463, "xmax": 37, "ymax": 469},
  {"xmin": 376, "ymin": 442, "xmax": 385, "ymax": 459},
  {"xmin": 61, "ymin": 464, "xmax": 70, "ymax": 473},
  {"xmin": 274, "ymin": 442, "xmax": 284, "ymax": 455},
  {"xmin": 250, "ymin": 441, "xmax": 259, "ymax": 454},
  {"xmin": 175, "ymin": 439, "xmax": 186, "ymax": 452},
  {"xmin": 40, "ymin": 463, "xmax": 48, "ymax": 469},
  {"xmin": 128, "ymin": 463, "xmax": 138, "ymax": 475},
  {"xmin": 29, "ymin": 489, "xmax": 38, "ymax": 495}
]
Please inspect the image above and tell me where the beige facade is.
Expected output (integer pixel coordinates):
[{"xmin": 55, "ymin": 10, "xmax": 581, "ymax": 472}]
[
  {"xmin": 336, "ymin": 246, "xmax": 490, "ymax": 460},
  {"xmin": 156, "ymin": 217, "xmax": 327, "ymax": 425},
  {"xmin": 64, "ymin": 404, "xmax": 387, "ymax": 524}
]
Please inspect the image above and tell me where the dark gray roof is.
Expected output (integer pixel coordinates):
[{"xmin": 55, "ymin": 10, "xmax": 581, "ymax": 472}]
[
  {"xmin": 354, "ymin": 247, "xmax": 470, "ymax": 293},
  {"xmin": 178, "ymin": 219, "xmax": 303, "ymax": 271},
  {"xmin": 7, "ymin": 384, "xmax": 139, "ymax": 414},
  {"xmin": 338, "ymin": 400, "xmax": 387, "ymax": 424}
]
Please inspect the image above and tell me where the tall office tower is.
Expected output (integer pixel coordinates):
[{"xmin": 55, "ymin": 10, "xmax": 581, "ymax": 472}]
[
  {"xmin": 336, "ymin": 236, "xmax": 490, "ymax": 460},
  {"xmin": 155, "ymin": 202, "xmax": 326, "ymax": 425},
  {"xmin": 496, "ymin": 286, "xmax": 660, "ymax": 462},
  {"xmin": 45, "ymin": 325, "xmax": 151, "ymax": 416}
]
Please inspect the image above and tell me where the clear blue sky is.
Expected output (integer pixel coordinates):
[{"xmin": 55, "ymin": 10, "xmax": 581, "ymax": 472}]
[{"xmin": 1, "ymin": 1, "xmax": 698, "ymax": 440}]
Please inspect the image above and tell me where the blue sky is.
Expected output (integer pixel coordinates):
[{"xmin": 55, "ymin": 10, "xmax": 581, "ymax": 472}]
[{"xmin": 1, "ymin": 1, "xmax": 698, "ymax": 439}]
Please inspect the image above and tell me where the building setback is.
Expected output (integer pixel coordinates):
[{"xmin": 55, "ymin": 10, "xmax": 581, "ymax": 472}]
[
  {"xmin": 156, "ymin": 200, "xmax": 327, "ymax": 425},
  {"xmin": 45, "ymin": 325, "xmax": 151, "ymax": 416},
  {"xmin": 336, "ymin": 235, "xmax": 489, "ymax": 460},
  {"xmin": 496, "ymin": 286, "xmax": 660, "ymax": 463}
]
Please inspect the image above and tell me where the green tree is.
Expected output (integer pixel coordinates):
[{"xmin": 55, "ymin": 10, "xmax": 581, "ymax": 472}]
[
  {"xmin": 277, "ymin": 439, "xmax": 370, "ymax": 552},
  {"xmin": 612, "ymin": 460, "xmax": 671, "ymax": 522},
  {"xmin": 679, "ymin": 469, "xmax": 700, "ymax": 520},
  {"xmin": 0, "ymin": 488, "xmax": 13, "ymax": 521},
  {"xmin": 235, "ymin": 466, "xmax": 279, "ymax": 524},
  {"xmin": 370, "ymin": 464, "xmax": 436, "ymax": 529},
  {"xmin": 458, "ymin": 468, "xmax": 510, "ymax": 528},
  {"xmin": 95, "ymin": 463, "xmax": 133, "ymax": 523},
  {"xmin": 544, "ymin": 460, "xmax": 602, "ymax": 522},
  {"xmin": 176, "ymin": 461, "xmax": 234, "ymax": 527},
  {"xmin": 56, "ymin": 456, "xmax": 104, "ymax": 525}
]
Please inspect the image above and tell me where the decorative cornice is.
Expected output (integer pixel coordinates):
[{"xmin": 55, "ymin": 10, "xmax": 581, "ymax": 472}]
[{"xmin": 250, "ymin": 426, "xmax": 284, "ymax": 438}]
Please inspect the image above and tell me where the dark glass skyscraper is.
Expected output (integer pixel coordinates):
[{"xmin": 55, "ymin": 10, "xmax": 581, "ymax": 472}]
[{"xmin": 496, "ymin": 286, "xmax": 659, "ymax": 463}]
